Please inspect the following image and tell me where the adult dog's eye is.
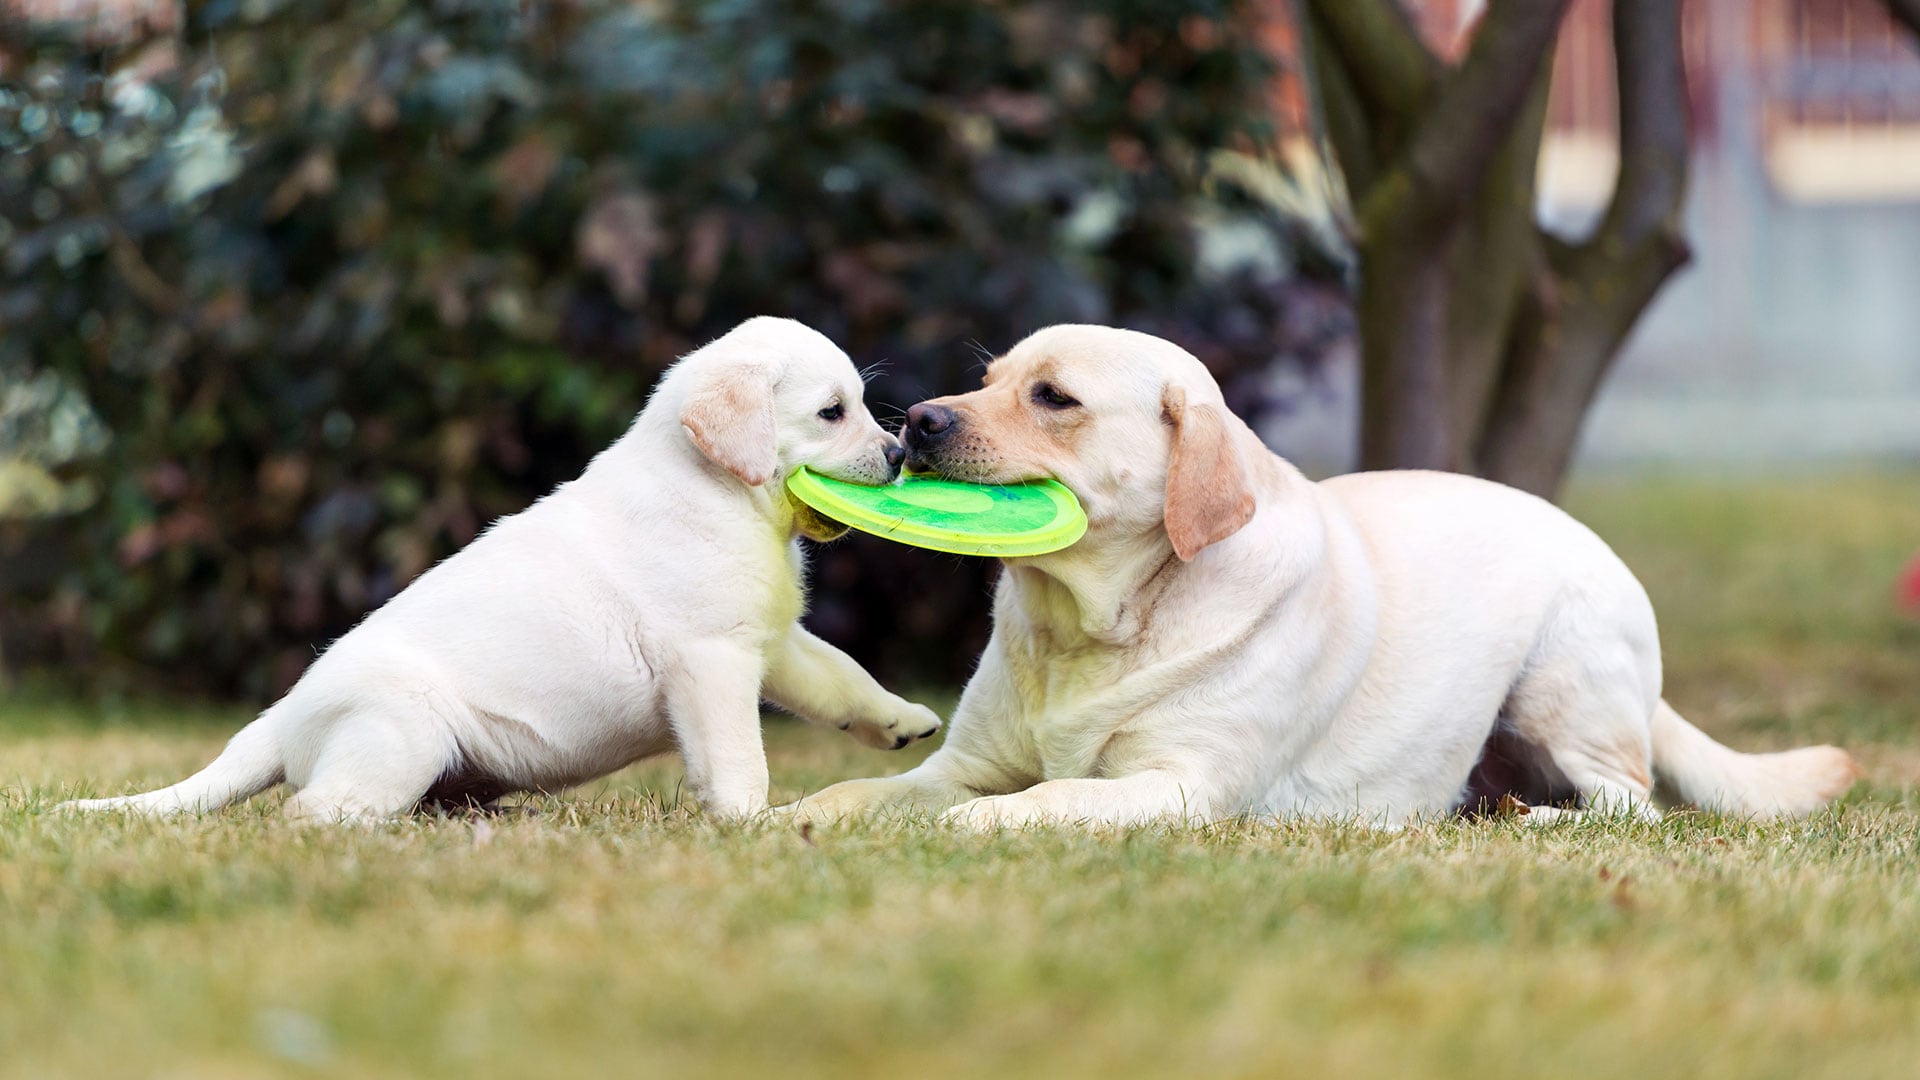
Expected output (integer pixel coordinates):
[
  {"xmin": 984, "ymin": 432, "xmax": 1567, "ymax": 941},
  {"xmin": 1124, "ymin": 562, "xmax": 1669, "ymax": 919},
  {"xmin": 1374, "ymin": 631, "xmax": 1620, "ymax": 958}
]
[
  {"xmin": 1032, "ymin": 382, "xmax": 1080, "ymax": 410},
  {"xmin": 818, "ymin": 402, "xmax": 845, "ymax": 422}
]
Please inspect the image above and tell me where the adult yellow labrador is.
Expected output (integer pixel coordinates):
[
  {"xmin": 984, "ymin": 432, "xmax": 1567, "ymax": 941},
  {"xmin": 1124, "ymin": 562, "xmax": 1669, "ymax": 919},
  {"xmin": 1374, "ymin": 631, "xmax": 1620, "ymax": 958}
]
[{"xmin": 784, "ymin": 325, "xmax": 1859, "ymax": 828}]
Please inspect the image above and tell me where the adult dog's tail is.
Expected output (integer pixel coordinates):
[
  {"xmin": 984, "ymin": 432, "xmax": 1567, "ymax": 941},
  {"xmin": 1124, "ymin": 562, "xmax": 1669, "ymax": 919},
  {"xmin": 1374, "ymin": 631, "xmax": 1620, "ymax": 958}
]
[
  {"xmin": 1650, "ymin": 699, "xmax": 1859, "ymax": 818},
  {"xmin": 60, "ymin": 704, "xmax": 287, "ymax": 815}
]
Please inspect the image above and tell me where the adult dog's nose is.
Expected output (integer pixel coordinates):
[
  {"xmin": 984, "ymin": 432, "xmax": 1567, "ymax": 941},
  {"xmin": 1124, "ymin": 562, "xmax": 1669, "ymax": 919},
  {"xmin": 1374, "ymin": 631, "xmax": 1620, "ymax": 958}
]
[{"xmin": 904, "ymin": 403, "xmax": 956, "ymax": 449}]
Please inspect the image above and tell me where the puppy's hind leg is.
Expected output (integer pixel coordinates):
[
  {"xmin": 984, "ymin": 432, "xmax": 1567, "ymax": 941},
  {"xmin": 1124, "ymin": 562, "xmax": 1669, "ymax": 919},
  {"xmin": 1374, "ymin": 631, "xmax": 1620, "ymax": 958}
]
[{"xmin": 282, "ymin": 711, "xmax": 450, "ymax": 824}]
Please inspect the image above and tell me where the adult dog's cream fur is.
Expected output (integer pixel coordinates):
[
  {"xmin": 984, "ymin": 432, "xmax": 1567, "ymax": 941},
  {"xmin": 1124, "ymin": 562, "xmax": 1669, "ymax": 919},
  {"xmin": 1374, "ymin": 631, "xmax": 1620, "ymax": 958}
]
[
  {"xmin": 64, "ymin": 317, "xmax": 939, "ymax": 821},
  {"xmin": 785, "ymin": 325, "xmax": 1859, "ymax": 828}
]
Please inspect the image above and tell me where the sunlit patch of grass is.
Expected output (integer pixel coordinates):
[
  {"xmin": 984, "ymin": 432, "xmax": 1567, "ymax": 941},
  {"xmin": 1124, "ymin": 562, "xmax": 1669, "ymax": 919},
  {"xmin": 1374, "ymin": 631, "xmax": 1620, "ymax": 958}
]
[{"xmin": 2, "ymin": 473, "xmax": 1917, "ymax": 1078}]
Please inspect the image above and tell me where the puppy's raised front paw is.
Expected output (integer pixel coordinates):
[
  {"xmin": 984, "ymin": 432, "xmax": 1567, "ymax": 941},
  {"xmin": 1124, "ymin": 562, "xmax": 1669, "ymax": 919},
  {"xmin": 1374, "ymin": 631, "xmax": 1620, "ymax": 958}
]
[{"xmin": 843, "ymin": 699, "xmax": 942, "ymax": 751}]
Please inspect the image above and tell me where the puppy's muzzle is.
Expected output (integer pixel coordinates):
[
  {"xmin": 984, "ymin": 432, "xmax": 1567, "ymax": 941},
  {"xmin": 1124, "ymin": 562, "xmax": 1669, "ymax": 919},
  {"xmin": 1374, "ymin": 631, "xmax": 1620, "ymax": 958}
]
[{"xmin": 903, "ymin": 402, "xmax": 957, "ymax": 469}]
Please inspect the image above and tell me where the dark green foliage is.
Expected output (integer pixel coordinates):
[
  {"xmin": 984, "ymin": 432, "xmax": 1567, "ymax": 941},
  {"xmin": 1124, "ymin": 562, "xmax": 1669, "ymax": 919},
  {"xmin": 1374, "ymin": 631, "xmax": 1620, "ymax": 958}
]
[{"xmin": 1, "ymin": 0, "xmax": 1327, "ymax": 697}]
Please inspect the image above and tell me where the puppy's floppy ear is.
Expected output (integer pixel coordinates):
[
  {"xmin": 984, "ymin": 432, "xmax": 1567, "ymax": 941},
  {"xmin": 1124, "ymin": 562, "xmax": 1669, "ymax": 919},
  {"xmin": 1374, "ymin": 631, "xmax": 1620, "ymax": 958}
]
[
  {"xmin": 1162, "ymin": 385, "xmax": 1256, "ymax": 561},
  {"xmin": 681, "ymin": 362, "xmax": 777, "ymax": 486}
]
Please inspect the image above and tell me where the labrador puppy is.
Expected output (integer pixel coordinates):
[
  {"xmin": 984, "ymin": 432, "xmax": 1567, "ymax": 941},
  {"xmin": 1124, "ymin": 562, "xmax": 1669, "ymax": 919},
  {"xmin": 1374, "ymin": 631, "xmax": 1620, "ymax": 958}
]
[
  {"xmin": 784, "ymin": 325, "xmax": 1858, "ymax": 828},
  {"xmin": 63, "ymin": 317, "xmax": 940, "ymax": 821}
]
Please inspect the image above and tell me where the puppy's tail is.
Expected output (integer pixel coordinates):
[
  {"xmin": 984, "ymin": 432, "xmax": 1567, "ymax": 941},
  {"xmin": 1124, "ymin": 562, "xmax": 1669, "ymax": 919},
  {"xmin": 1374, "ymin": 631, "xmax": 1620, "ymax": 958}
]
[
  {"xmin": 1650, "ymin": 699, "xmax": 1859, "ymax": 818},
  {"xmin": 59, "ymin": 703, "xmax": 288, "ymax": 816}
]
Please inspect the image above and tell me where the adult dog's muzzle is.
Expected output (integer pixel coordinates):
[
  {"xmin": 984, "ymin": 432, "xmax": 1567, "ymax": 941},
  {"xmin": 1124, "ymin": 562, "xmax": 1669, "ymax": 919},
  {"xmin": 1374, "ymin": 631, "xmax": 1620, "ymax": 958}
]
[{"xmin": 903, "ymin": 402, "xmax": 958, "ymax": 470}]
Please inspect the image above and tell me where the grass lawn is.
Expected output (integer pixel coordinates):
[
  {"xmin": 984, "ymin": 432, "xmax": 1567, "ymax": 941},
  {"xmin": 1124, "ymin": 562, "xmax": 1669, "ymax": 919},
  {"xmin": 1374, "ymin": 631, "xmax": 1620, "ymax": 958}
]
[{"xmin": 3, "ymin": 473, "xmax": 1918, "ymax": 1078}]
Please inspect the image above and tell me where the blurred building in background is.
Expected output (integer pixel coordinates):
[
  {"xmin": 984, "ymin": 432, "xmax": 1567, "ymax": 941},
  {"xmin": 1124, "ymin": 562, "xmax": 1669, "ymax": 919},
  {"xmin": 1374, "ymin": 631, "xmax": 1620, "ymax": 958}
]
[
  {"xmin": 1557, "ymin": 0, "xmax": 1920, "ymax": 467},
  {"xmin": 1268, "ymin": 0, "xmax": 1920, "ymax": 473}
]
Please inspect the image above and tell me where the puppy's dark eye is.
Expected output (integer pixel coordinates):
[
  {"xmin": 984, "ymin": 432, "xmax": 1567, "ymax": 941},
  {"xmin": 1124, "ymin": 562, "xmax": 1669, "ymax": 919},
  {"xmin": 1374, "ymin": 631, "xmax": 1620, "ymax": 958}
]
[
  {"xmin": 818, "ymin": 402, "xmax": 845, "ymax": 422},
  {"xmin": 1032, "ymin": 382, "xmax": 1080, "ymax": 410}
]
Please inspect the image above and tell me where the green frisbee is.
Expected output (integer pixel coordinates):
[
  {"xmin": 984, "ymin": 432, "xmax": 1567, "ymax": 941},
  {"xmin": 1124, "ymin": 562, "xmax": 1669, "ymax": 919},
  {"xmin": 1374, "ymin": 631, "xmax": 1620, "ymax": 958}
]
[{"xmin": 786, "ymin": 467, "xmax": 1087, "ymax": 557}]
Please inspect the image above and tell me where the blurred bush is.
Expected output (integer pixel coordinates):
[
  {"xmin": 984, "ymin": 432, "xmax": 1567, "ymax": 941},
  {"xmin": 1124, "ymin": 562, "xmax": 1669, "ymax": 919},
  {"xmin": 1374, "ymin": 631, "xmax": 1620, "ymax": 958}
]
[{"xmin": 0, "ymin": 0, "xmax": 1344, "ymax": 698}]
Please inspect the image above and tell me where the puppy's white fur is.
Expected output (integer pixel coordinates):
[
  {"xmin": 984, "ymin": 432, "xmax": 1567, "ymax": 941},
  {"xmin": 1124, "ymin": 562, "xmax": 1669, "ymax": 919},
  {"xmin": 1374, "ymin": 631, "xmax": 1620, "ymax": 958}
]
[
  {"xmin": 64, "ymin": 317, "xmax": 940, "ymax": 821},
  {"xmin": 786, "ymin": 325, "xmax": 1859, "ymax": 828}
]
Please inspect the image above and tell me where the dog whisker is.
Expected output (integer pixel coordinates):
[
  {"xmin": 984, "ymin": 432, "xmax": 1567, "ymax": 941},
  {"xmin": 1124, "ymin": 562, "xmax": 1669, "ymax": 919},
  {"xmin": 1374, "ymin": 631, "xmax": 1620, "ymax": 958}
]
[{"xmin": 962, "ymin": 338, "xmax": 997, "ymax": 374}]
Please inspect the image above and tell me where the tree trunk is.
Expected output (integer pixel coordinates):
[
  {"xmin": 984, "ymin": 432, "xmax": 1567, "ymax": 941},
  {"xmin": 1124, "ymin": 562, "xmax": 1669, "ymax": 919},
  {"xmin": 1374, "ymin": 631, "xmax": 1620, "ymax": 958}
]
[
  {"xmin": 1356, "ymin": 188, "xmax": 1457, "ymax": 470},
  {"xmin": 1305, "ymin": 0, "xmax": 1691, "ymax": 500},
  {"xmin": 1885, "ymin": 0, "xmax": 1920, "ymax": 46},
  {"xmin": 1330, "ymin": 0, "xmax": 1574, "ymax": 473}
]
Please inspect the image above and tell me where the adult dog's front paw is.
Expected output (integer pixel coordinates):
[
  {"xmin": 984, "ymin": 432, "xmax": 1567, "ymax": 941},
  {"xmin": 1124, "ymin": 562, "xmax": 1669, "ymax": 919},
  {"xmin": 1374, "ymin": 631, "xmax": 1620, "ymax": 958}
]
[
  {"xmin": 842, "ymin": 699, "xmax": 942, "ymax": 751},
  {"xmin": 773, "ymin": 777, "xmax": 891, "ymax": 825},
  {"xmin": 941, "ymin": 793, "xmax": 1041, "ymax": 830}
]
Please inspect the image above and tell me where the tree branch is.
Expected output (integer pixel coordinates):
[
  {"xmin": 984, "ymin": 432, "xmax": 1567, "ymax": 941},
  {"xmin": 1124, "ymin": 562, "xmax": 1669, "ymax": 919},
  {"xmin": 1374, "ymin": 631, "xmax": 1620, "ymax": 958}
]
[
  {"xmin": 1478, "ymin": 0, "xmax": 1693, "ymax": 498},
  {"xmin": 1303, "ymin": 5, "xmax": 1382, "ymax": 205},
  {"xmin": 1445, "ymin": 61, "xmax": 1555, "ymax": 463},
  {"xmin": 1390, "ymin": 0, "xmax": 1573, "ymax": 229},
  {"xmin": 1884, "ymin": 0, "xmax": 1920, "ymax": 48},
  {"xmin": 1302, "ymin": 0, "xmax": 1439, "ymax": 125},
  {"xmin": 1582, "ymin": 0, "xmax": 1692, "ymax": 267},
  {"xmin": 1478, "ymin": 233, "xmax": 1682, "ymax": 496}
]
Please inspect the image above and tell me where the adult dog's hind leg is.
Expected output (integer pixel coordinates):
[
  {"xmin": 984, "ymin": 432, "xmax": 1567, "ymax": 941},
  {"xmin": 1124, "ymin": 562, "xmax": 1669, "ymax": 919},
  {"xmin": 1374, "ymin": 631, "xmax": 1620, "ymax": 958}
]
[{"xmin": 1501, "ymin": 616, "xmax": 1663, "ymax": 822}]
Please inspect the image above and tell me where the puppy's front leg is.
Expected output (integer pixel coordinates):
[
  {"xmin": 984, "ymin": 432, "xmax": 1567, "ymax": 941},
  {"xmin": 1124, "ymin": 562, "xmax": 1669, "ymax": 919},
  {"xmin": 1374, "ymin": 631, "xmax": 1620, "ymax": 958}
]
[
  {"xmin": 762, "ymin": 625, "xmax": 941, "ymax": 750},
  {"xmin": 665, "ymin": 639, "xmax": 772, "ymax": 818},
  {"xmin": 942, "ymin": 770, "xmax": 1209, "ymax": 830}
]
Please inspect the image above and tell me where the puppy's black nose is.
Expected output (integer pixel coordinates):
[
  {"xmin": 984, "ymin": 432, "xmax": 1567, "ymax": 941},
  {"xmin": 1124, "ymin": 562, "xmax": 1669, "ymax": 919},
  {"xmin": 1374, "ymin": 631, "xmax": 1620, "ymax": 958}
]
[
  {"xmin": 883, "ymin": 442, "xmax": 905, "ymax": 474},
  {"xmin": 905, "ymin": 403, "xmax": 956, "ymax": 449}
]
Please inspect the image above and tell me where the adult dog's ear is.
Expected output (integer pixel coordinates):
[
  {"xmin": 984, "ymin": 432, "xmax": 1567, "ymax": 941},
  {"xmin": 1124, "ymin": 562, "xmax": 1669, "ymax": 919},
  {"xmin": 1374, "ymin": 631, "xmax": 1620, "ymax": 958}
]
[
  {"xmin": 681, "ymin": 363, "xmax": 777, "ymax": 486},
  {"xmin": 1162, "ymin": 385, "xmax": 1256, "ymax": 561}
]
